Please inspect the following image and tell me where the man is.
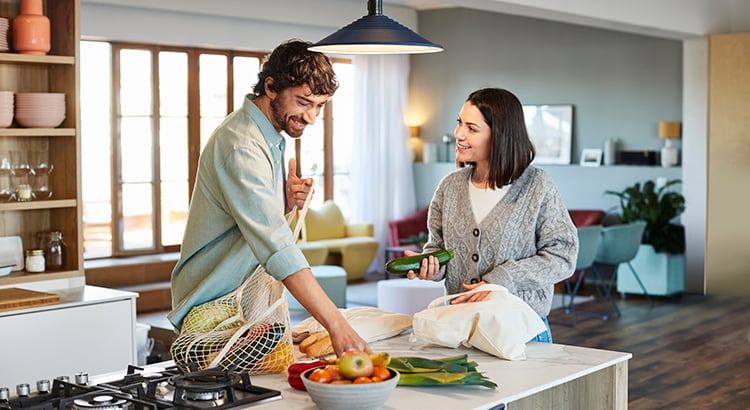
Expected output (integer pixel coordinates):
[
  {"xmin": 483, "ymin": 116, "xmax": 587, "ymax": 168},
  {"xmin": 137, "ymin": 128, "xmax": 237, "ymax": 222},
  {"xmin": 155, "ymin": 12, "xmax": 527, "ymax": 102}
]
[{"xmin": 169, "ymin": 39, "xmax": 369, "ymax": 356}]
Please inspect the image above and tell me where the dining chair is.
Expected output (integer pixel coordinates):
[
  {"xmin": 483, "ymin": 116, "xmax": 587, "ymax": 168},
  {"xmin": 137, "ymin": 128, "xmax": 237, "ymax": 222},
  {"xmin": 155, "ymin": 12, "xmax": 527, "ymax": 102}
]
[
  {"xmin": 588, "ymin": 221, "xmax": 651, "ymax": 320},
  {"xmin": 558, "ymin": 225, "xmax": 603, "ymax": 326}
]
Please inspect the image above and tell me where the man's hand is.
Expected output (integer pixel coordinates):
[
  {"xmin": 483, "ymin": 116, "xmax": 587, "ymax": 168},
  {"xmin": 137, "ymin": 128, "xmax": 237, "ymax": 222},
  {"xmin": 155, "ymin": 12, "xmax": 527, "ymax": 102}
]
[{"xmin": 286, "ymin": 158, "xmax": 314, "ymax": 213}]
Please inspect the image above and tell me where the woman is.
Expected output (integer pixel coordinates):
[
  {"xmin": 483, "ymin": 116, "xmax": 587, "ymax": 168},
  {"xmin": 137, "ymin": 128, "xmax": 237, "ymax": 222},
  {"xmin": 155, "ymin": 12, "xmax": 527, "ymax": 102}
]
[{"xmin": 406, "ymin": 88, "xmax": 577, "ymax": 342}]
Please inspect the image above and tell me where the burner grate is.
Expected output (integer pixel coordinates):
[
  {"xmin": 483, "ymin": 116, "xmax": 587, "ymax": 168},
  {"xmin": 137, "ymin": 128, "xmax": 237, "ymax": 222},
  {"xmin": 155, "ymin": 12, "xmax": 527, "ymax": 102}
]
[{"xmin": 99, "ymin": 364, "xmax": 280, "ymax": 410}]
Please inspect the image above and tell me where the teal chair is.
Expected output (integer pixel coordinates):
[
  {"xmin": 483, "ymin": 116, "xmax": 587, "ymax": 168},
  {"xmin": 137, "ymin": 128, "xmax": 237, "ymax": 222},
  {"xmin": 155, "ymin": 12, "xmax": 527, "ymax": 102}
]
[
  {"xmin": 559, "ymin": 225, "xmax": 603, "ymax": 326},
  {"xmin": 589, "ymin": 221, "xmax": 651, "ymax": 319}
]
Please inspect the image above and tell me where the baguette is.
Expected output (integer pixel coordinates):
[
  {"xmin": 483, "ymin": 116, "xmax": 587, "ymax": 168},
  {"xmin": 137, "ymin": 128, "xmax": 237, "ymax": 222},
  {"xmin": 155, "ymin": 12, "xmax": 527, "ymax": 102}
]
[
  {"xmin": 304, "ymin": 334, "xmax": 333, "ymax": 358},
  {"xmin": 292, "ymin": 330, "xmax": 310, "ymax": 344},
  {"xmin": 299, "ymin": 330, "xmax": 328, "ymax": 353}
]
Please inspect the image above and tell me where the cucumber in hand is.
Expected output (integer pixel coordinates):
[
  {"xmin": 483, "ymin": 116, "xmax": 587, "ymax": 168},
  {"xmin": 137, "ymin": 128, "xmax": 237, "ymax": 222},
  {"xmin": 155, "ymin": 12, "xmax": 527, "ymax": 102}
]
[{"xmin": 385, "ymin": 249, "xmax": 454, "ymax": 275}]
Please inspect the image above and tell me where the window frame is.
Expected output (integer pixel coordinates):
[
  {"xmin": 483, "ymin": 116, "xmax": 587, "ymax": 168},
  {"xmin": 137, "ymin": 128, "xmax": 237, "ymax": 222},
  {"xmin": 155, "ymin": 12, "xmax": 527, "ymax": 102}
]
[{"xmin": 83, "ymin": 39, "xmax": 349, "ymax": 259}]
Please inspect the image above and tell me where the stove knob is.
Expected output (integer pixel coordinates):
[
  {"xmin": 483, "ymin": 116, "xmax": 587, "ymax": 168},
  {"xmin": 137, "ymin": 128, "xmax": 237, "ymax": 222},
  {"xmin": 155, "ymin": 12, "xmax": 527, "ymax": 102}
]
[
  {"xmin": 0, "ymin": 387, "xmax": 9, "ymax": 401},
  {"xmin": 56, "ymin": 376, "xmax": 70, "ymax": 383},
  {"xmin": 16, "ymin": 383, "xmax": 30, "ymax": 397},
  {"xmin": 75, "ymin": 372, "xmax": 89, "ymax": 385},
  {"xmin": 36, "ymin": 380, "xmax": 50, "ymax": 394}
]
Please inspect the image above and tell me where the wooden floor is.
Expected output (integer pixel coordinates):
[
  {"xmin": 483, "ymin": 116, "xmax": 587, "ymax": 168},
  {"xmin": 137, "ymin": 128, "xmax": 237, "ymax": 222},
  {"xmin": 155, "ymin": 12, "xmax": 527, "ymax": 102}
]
[{"xmin": 548, "ymin": 291, "xmax": 750, "ymax": 409}]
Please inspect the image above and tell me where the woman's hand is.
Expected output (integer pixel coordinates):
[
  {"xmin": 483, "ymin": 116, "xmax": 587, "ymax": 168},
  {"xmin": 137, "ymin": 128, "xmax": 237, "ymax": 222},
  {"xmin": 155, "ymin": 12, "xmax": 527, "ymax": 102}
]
[
  {"xmin": 285, "ymin": 158, "xmax": 314, "ymax": 213},
  {"xmin": 404, "ymin": 249, "xmax": 440, "ymax": 281},
  {"xmin": 449, "ymin": 280, "xmax": 492, "ymax": 304}
]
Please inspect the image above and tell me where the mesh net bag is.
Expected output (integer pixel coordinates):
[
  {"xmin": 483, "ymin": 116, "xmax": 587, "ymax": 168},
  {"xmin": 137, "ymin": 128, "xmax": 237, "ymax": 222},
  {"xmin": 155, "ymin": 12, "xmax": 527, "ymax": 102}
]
[{"xmin": 170, "ymin": 193, "xmax": 312, "ymax": 374}]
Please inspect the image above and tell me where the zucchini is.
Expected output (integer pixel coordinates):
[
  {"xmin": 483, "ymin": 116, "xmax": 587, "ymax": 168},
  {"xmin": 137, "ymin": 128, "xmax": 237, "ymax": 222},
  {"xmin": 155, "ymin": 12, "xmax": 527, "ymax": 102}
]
[{"xmin": 385, "ymin": 249, "xmax": 454, "ymax": 274}]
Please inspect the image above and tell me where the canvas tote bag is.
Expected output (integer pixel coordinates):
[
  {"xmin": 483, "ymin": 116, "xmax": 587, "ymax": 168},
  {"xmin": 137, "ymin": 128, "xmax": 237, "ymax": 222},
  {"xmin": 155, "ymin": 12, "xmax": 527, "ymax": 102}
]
[
  {"xmin": 170, "ymin": 192, "xmax": 313, "ymax": 374},
  {"xmin": 411, "ymin": 283, "xmax": 547, "ymax": 360}
]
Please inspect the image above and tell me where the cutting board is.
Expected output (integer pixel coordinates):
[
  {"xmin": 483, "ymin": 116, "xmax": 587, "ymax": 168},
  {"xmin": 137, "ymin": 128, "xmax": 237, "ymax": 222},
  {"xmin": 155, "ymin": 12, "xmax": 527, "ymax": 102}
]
[{"xmin": 0, "ymin": 288, "xmax": 60, "ymax": 312}]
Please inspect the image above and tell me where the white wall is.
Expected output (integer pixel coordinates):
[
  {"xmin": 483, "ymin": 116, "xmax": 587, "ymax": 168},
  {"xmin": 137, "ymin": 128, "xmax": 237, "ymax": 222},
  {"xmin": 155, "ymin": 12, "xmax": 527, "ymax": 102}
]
[
  {"xmin": 413, "ymin": 163, "xmax": 682, "ymax": 211},
  {"xmin": 681, "ymin": 39, "xmax": 708, "ymax": 293}
]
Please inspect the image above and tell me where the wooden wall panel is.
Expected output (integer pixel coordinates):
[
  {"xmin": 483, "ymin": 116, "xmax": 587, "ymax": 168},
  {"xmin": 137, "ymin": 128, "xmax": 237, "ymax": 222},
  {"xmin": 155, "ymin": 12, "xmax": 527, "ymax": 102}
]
[{"xmin": 706, "ymin": 33, "xmax": 750, "ymax": 295}]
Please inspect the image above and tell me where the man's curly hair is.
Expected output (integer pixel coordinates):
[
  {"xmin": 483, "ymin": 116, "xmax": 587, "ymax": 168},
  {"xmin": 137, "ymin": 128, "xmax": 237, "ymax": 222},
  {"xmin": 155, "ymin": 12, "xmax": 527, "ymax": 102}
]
[{"xmin": 253, "ymin": 39, "xmax": 338, "ymax": 97}]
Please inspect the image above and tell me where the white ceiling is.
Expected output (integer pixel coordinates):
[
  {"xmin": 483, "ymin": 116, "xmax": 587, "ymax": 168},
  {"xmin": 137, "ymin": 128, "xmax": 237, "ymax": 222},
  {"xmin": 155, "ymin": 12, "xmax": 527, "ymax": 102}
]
[
  {"xmin": 379, "ymin": 0, "xmax": 750, "ymax": 40},
  {"xmin": 81, "ymin": 0, "xmax": 750, "ymax": 42}
]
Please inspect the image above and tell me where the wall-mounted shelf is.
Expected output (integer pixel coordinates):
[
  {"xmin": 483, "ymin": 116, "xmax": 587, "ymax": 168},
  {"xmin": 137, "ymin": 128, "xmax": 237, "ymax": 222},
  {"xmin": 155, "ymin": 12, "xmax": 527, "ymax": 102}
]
[{"xmin": 0, "ymin": 0, "xmax": 82, "ymax": 289}]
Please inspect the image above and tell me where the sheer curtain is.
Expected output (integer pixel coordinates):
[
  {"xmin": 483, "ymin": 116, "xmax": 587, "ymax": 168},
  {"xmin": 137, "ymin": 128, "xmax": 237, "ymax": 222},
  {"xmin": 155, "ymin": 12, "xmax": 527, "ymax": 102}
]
[{"xmin": 350, "ymin": 54, "xmax": 416, "ymax": 273}]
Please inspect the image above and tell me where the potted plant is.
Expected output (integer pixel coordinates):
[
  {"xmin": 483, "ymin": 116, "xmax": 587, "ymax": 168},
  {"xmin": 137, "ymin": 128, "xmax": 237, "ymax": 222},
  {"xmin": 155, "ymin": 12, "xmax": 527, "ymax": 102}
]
[
  {"xmin": 605, "ymin": 179, "xmax": 686, "ymax": 254},
  {"xmin": 605, "ymin": 179, "xmax": 686, "ymax": 296}
]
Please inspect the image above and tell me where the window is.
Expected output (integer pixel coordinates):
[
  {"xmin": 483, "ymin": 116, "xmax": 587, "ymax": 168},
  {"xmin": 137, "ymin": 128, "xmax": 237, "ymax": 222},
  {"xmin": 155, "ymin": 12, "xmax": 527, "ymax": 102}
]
[{"xmin": 81, "ymin": 41, "xmax": 353, "ymax": 259}]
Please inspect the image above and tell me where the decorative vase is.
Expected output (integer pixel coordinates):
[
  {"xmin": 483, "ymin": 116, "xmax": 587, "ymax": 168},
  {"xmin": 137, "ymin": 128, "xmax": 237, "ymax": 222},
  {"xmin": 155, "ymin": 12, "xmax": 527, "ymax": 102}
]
[
  {"xmin": 660, "ymin": 138, "xmax": 678, "ymax": 167},
  {"xmin": 603, "ymin": 137, "xmax": 617, "ymax": 166},
  {"xmin": 12, "ymin": 0, "xmax": 51, "ymax": 55}
]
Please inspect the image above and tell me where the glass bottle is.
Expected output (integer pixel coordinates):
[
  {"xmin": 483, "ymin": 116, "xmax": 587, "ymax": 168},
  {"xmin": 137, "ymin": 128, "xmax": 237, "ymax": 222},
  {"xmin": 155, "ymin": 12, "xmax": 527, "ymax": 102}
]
[{"xmin": 44, "ymin": 231, "xmax": 64, "ymax": 271}]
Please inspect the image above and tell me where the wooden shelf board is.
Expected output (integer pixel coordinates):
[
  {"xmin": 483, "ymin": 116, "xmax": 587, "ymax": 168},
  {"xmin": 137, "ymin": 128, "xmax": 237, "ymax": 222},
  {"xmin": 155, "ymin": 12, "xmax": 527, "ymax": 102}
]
[
  {"xmin": 0, "ymin": 54, "xmax": 74, "ymax": 65},
  {"xmin": 0, "ymin": 269, "xmax": 81, "ymax": 287},
  {"xmin": 0, "ymin": 199, "xmax": 77, "ymax": 211},
  {"xmin": 0, "ymin": 128, "xmax": 76, "ymax": 137}
]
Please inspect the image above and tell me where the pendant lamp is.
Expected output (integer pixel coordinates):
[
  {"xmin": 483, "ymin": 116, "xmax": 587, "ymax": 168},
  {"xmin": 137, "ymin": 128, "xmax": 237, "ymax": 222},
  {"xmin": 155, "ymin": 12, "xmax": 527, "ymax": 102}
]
[{"xmin": 308, "ymin": 0, "xmax": 443, "ymax": 55}]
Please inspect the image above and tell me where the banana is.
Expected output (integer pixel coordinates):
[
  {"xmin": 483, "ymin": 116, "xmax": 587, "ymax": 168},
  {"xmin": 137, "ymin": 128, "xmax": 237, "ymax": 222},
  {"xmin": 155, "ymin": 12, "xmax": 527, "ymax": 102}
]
[{"xmin": 370, "ymin": 352, "xmax": 391, "ymax": 367}]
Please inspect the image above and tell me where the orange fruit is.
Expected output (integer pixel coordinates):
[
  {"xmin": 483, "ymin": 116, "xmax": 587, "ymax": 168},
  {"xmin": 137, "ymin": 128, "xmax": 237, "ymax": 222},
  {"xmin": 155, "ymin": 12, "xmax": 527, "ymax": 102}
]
[
  {"xmin": 324, "ymin": 364, "xmax": 343, "ymax": 381},
  {"xmin": 308, "ymin": 368, "xmax": 332, "ymax": 384},
  {"xmin": 371, "ymin": 365, "xmax": 391, "ymax": 381},
  {"xmin": 353, "ymin": 376, "xmax": 373, "ymax": 384}
]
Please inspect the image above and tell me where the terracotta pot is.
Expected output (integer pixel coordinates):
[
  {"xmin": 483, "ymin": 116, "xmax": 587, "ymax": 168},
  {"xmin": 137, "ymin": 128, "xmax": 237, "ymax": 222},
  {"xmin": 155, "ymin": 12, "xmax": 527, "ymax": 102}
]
[{"xmin": 12, "ymin": 0, "xmax": 50, "ymax": 55}]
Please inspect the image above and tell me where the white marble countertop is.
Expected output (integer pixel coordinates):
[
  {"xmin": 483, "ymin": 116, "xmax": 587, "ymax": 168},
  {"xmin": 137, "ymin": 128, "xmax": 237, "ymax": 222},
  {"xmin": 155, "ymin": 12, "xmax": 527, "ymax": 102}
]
[
  {"xmin": 121, "ymin": 334, "xmax": 631, "ymax": 410},
  {"xmin": 0, "ymin": 285, "xmax": 137, "ymax": 317},
  {"xmin": 260, "ymin": 335, "xmax": 630, "ymax": 409}
]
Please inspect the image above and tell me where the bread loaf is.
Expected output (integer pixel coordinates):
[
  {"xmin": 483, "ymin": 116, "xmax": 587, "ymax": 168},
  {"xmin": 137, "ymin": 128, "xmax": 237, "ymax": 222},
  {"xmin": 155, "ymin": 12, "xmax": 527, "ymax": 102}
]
[
  {"xmin": 304, "ymin": 334, "xmax": 333, "ymax": 358},
  {"xmin": 299, "ymin": 331, "xmax": 328, "ymax": 353}
]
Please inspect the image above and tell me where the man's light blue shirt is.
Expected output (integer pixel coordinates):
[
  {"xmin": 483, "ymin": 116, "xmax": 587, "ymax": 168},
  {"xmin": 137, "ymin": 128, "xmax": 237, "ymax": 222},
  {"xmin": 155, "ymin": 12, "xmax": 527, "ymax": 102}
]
[{"xmin": 168, "ymin": 95, "xmax": 309, "ymax": 329}]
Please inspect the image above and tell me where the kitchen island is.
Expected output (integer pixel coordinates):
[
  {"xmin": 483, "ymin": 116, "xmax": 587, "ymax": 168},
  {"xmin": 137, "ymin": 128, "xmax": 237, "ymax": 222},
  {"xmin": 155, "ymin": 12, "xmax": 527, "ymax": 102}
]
[
  {"xmin": 88, "ymin": 332, "xmax": 629, "ymax": 409},
  {"xmin": 252, "ymin": 334, "xmax": 631, "ymax": 409}
]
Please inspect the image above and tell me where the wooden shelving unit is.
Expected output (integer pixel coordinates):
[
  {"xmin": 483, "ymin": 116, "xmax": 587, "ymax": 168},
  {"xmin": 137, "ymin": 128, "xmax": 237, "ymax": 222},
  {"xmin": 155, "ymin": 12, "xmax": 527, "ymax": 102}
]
[{"xmin": 0, "ymin": 0, "xmax": 82, "ymax": 288}]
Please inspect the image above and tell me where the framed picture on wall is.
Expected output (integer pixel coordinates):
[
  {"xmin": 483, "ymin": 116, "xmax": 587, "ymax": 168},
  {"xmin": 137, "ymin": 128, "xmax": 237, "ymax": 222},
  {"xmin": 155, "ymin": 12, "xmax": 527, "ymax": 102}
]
[
  {"xmin": 523, "ymin": 104, "xmax": 573, "ymax": 165},
  {"xmin": 580, "ymin": 148, "xmax": 603, "ymax": 167}
]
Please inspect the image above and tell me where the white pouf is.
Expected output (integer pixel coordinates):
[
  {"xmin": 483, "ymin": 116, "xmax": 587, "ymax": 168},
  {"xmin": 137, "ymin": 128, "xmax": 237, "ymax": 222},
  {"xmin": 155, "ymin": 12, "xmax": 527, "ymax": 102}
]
[
  {"xmin": 377, "ymin": 278, "xmax": 446, "ymax": 315},
  {"xmin": 287, "ymin": 265, "xmax": 347, "ymax": 311}
]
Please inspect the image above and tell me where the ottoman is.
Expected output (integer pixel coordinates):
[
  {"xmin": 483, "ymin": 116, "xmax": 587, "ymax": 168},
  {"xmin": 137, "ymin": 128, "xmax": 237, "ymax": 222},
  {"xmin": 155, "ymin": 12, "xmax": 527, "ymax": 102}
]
[
  {"xmin": 286, "ymin": 265, "xmax": 347, "ymax": 311},
  {"xmin": 377, "ymin": 278, "xmax": 446, "ymax": 315}
]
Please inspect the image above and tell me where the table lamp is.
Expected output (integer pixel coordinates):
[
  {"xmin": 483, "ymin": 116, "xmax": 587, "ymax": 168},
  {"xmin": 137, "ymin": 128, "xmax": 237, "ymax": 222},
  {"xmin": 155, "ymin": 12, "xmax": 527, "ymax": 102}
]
[{"xmin": 658, "ymin": 121, "xmax": 681, "ymax": 167}]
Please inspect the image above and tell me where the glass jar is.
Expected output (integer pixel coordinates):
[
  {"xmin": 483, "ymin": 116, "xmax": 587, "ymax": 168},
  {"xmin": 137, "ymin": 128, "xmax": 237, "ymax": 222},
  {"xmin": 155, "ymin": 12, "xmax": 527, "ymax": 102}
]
[
  {"xmin": 44, "ymin": 231, "xmax": 64, "ymax": 271},
  {"xmin": 25, "ymin": 249, "xmax": 45, "ymax": 273}
]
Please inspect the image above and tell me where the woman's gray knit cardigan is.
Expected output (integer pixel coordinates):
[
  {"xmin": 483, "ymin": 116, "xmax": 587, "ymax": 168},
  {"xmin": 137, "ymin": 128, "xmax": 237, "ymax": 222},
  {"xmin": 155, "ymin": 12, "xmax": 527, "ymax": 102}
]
[{"xmin": 425, "ymin": 166, "xmax": 578, "ymax": 317}]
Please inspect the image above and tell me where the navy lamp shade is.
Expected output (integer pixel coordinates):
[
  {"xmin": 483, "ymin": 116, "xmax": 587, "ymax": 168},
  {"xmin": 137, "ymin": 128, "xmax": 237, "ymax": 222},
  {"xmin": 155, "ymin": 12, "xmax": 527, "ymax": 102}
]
[{"xmin": 308, "ymin": 0, "xmax": 443, "ymax": 55}]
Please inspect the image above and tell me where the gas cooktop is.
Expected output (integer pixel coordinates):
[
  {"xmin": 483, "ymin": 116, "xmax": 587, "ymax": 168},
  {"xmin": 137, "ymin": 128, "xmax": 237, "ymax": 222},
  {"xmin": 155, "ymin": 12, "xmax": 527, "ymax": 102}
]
[{"xmin": 1, "ymin": 363, "xmax": 281, "ymax": 410}]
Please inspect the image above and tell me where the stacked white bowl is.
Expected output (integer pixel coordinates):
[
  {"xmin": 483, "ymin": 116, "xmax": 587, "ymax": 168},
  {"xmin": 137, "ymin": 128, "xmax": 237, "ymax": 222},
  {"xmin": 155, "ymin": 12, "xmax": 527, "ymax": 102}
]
[
  {"xmin": 0, "ymin": 92, "xmax": 13, "ymax": 128},
  {"xmin": 0, "ymin": 18, "xmax": 8, "ymax": 52},
  {"xmin": 14, "ymin": 93, "xmax": 66, "ymax": 128}
]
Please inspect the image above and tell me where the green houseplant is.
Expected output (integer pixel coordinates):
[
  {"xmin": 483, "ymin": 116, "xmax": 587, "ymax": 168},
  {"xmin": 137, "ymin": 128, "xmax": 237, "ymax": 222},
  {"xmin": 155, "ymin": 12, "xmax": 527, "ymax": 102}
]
[{"xmin": 605, "ymin": 179, "xmax": 686, "ymax": 254}]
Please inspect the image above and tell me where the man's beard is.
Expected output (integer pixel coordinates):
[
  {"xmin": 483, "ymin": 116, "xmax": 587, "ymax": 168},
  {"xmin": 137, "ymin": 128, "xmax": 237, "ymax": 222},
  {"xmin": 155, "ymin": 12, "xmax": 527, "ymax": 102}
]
[{"xmin": 271, "ymin": 97, "xmax": 304, "ymax": 138}]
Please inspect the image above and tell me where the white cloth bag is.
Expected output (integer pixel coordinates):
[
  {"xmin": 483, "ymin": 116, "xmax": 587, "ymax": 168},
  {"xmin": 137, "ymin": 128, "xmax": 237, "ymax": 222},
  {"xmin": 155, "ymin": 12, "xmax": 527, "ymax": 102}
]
[{"xmin": 411, "ymin": 284, "xmax": 547, "ymax": 360}]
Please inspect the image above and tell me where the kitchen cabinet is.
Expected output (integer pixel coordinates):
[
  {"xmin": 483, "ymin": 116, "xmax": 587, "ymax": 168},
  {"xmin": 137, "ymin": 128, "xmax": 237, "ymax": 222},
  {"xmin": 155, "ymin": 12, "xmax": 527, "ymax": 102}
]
[
  {"xmin": 0, "ymin": 285, "xmax": 137, "ymax": 388},
  {"xmin": 0, "ymin": 0, "xmax": 83, "ymax": 290}
]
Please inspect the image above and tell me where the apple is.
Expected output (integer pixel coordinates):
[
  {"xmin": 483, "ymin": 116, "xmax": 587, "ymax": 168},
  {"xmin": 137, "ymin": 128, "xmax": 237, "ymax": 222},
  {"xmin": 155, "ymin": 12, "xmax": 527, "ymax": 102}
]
[{"xmin": 338, "ymin": 349, "xmax": 374, "ymax": 380}]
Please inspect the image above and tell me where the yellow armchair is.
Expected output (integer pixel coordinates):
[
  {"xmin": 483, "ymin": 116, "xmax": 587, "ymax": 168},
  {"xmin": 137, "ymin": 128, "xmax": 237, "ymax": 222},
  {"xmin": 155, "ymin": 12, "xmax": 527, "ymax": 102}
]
[{"xmin": 302, "ymin": 200, "xmax": 379, "ymax": 281}]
